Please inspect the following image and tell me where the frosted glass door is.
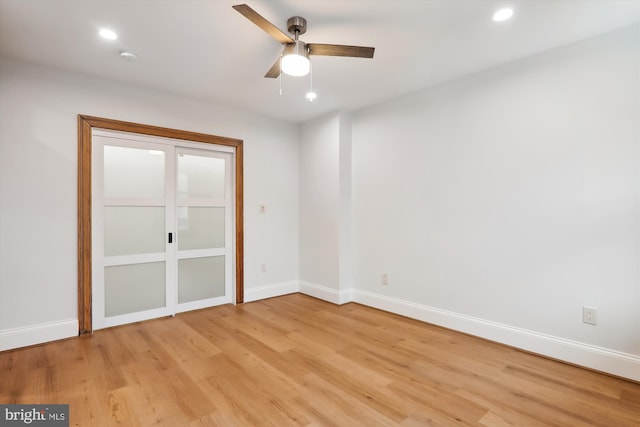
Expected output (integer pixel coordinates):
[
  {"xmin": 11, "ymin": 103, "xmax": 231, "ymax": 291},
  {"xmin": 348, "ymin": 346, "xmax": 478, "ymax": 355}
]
[
  {"xmin": 103, "ymin": 145, "xmax": 168, "ymax": 318},
  {"xmin": 175, "ymin": 150, "xmax": 232, "ymax": 312},
  {"xmin": 92, "ymin": 137, "xmax": 175, "ymax": 329},
  {"xmin": 92, "ymin": 131, "xmax": 233, "ymax": 330}
]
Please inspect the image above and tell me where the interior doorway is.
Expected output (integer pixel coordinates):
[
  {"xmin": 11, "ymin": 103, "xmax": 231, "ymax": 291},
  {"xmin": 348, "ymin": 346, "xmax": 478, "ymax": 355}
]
[{"xmin": 78, "ymin": 115, "xmax": 244, "ymax": 333}]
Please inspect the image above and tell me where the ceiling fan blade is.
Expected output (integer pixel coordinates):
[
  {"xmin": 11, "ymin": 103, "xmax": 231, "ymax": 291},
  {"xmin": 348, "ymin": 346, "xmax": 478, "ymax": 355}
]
[
  {"xmin": 308, "ymin": 44, "xmax": 375, "ymax": 58},
  {"xmin": 233, "ymin": 4, "xmax": 293, "ymax": 44},
  {"xmin": 264, "ymin": 58, "xmax": 281, "ymax": 78}
]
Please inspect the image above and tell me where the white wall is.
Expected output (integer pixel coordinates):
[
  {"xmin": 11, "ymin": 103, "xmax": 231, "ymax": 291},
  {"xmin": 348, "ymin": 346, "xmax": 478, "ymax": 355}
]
[
  {"xmin": 299, "ymin": 113, "xmax": 340, "ymax": 289},
  {"xmin": 298, "ymin": 112, "xmax": 354, "ymax": 303},
  {"xmin": 350, "ymin": 24, "xmax": 639, "ymax": 378},
  {"xmin": 0, "ymin": 58, "xmax": 299, "ymax": 349}
]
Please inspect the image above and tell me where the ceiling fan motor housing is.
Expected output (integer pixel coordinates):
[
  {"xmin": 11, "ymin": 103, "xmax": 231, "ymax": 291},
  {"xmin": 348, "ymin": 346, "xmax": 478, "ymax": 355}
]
[{"xmin": 287, "ymin": 16, "xmax": 307, "ymax": 36}]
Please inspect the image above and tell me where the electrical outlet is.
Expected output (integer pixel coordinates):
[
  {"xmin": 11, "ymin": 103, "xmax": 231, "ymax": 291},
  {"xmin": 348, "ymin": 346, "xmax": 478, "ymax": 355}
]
[
  {"xmin": 381, "ymin": 273, "xmax": 388, "ymax": 285},
  {"xmin": 583, "ymin": 306, "xmax": 597, "ymax": 325},
  {"xmin": 259, "ymin": 204, "xmax": 266, "ymax": 214},
  {"xmin": 261, "ymin": 264, "xmax": 267, "ymax": 273}
]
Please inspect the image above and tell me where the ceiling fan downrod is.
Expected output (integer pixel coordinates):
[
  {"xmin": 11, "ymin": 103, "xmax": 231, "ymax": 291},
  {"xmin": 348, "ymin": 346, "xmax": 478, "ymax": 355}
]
[{"xmin": 287, "ymin": 16, "xmax": 307, "ymax": 38}]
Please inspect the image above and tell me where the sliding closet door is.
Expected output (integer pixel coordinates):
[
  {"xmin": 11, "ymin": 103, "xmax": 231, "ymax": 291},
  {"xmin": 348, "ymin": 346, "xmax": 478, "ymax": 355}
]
[
  {"xmin": 91, "ymin": 131, "xmax": 234, "ymax": 330},
  {"xmin": 175, "ymin": 148, "xmax": 232, "ymax": 313},
  {"xmin": 92, "ymin": 136, "xmax": 175, "ymax": 329}
]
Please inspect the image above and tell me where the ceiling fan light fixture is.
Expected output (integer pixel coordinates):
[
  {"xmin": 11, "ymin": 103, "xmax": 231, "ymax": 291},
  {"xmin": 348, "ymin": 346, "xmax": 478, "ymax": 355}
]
[{"xmin": 281, "ymin": 41, "xmax": 310, "ymax": 76}]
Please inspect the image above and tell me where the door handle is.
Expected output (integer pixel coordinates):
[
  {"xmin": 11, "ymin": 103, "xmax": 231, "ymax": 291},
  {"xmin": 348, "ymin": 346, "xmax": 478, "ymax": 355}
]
[{"xmin": 168, "ymin": 232, "xmax": 173, "ymax": 244}]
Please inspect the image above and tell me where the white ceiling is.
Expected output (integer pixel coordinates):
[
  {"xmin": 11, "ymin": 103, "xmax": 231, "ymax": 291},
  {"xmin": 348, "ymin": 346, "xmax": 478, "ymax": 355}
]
[{"xmin": 0, "ymin": 0, "xmax": 638, "ymax": 123}]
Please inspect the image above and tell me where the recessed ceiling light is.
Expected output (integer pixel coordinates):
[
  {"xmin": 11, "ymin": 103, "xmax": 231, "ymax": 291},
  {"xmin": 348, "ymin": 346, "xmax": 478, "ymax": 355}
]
[
  {"xmin": 492, "ymin": 8, "xmax": 514, "ymax": 22},
  {"xmin": 99, "ymin": 28, "xmax": 117, "ymax": 40},
  {"xmin": 119, "ymin": 51, "xmax": 139, "ymax": 61},
  {"xmin": 306, "ymin": 91, "xmax": 317, "ymax": 102}
]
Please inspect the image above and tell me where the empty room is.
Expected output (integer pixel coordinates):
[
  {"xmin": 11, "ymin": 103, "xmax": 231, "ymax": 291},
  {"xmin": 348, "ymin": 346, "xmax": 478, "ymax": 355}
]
[{"xmin": 0, "ymin": 0, "xmax": 639, "ymax": 425}]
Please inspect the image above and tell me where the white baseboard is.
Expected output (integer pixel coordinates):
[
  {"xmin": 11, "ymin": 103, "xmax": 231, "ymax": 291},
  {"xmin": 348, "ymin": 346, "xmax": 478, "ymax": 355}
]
[
  {"xmin": 0, "ymin": 319, "xmax": 78, "ymax": 352},
  {"xmin": 244, "ymin": 281, "xmax": 299, "ymax": 303},
  {"xmin": 351, "ymin": 290, "xmax": 640, "ymax": 382},
  {"xmin": 299, "ymin": 281, "xmax": 354, "ymax": 305}
]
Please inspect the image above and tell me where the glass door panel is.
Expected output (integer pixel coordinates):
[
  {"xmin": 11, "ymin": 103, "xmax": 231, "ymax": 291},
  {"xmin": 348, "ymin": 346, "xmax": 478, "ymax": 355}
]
[
  {"xmin": 177, "ymin": 154, "xmax": 225, "ymax": 199},
  {"xmin": 104, "ymin": 207, "xmax": 165, "ymax": 256},
  {"xmin": 177, "ymin": 207, "xmax": 225, "ymax": 250},
  {"xmin": 104, "ymin": 145, "xmax": 165, "ymax": 199},
  {"xmin": 178, "ymin": 256, "xmax": 225, "ymax": 303},
  {"xmin": 105, "ymin": 262, "xmax": 166, "ymax": 316}
]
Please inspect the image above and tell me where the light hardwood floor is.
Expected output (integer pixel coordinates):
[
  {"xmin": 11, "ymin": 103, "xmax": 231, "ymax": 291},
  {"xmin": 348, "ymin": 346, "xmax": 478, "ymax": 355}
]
[{"xmin": 1, "ymin": 294, "xmax": 638, "ymax": 426}]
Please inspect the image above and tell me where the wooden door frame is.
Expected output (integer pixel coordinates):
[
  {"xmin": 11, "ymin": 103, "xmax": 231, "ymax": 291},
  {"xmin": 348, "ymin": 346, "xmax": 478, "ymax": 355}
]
[{"xmin": 78, "ymin": 115, "xmax": 244, "ymax": 334}]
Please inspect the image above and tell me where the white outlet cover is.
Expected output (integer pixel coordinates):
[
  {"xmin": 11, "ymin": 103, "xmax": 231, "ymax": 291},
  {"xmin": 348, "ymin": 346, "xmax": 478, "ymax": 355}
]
[{"xmin": 583, "ymin": 306, "xmax": 597, "ymax": 325}]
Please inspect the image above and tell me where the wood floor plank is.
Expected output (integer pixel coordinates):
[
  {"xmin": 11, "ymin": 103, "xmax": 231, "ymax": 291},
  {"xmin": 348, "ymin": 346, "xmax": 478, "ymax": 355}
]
[
  {"xmin": 220, "ymin": 311, "xmax": 295, "ymax": 353},
  {"xmin": 214, "ymin": 337, "xmax": 303, "ymax": 401},
  {"xmin": 297, "ymin": 372, "xmax": 399, "ymax": 427},
  {"xmin": 1, "ymin": 294, "xmax": 638, "ymax": 426}
]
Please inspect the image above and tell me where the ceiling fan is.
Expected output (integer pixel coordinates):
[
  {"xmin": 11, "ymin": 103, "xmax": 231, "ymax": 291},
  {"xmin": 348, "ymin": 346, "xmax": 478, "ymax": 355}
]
[{"xmin": 233, "ymin": 4, "xmax": 375, "ymax": 78}]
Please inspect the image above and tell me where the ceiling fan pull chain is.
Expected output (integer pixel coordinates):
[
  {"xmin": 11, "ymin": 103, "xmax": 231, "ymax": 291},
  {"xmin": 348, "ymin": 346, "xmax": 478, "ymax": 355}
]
[{"xmin": 306, "ymin": 61, "xmax": 317, "ymax": 102}]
